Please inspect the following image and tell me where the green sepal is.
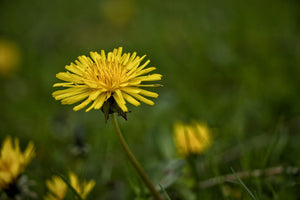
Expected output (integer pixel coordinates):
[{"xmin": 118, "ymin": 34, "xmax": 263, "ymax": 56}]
[{"xmin": 101, "ymin": 97, "xmax": 128, "ymax": 122}]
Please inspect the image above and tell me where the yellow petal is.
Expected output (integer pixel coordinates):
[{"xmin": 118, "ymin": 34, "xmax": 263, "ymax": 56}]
[
  {"xmin": 136, "ymin": 66, "xmax": 156, "ymax": 76},
  {"xmin": 56, "ymin": 72, "xmax": 83, "ymax": 83},
  {"xmin": 130, "ymin": 93, "xmax": 154, "ymax": 105},
  {"xmin": 89, "ymin": 90, "xmax": 102, "ymax": 100},
  {"xmin": 113, "ymin": 92, "xmax": 128, "ymax": 112},
  {"xmin": 120, "ymin": 53, "xmax": 130, "ymax": 64},
  {"xmin": 73, "ymin": 97, "xmax": 93, "ymax": 111},
  {"xmin": 137, "ymin": 84, "xmax": 162, "ymax": 87},
  {"xmin": 90, "ymin": 52, "xmax": 101, "ymax": 63},
  {"xmin": 126, "ymin": 79, "xmax": 142, "ymax": 86},
  {"xmin": 78, "ymin": 55, "xmax": 93, "ymax": 67},
  {"xmin": 52, "ymin": 88, "xmax": 89, "ymax": 100},
  {"xmin": 23, "ymin": 141, "xmax": 35, "ymax": 165},
  {"xmin": 69, "ymin": 172, "xmax": 80, "ymax": 194},
  {"xmin": 115, "ymin": 90, "xmax": 125, "ymax": 104},
  {"xmin": 1, "ymin": 137, "xmax": 12, "ymax": 156},
  {"xmin": 126, "ymin": 55, "xmax": 146, "ymax": 73},
  {"xmin": 100, "ymin": 50, "xmax": 106, "ymax": 60},
  {"xmin": 95, "ymin": 93, "xmax": 109, "ymax": 109},
  {"xmin": 61, "ymin": 92, "xmax": 90, "ymax": 105},
  {"xmin": 53, "ymin": 82, "xmax": 75, "ymax": 87},
  {"xmin": 126, "ymin": 52, "xmax": 136, "ymax": 66},
  {"xmin": 65, "ymin": 63, "xmax": 85, "ymax": 76},
  {"xmin": 138, "ymin": 89, "xmax": 158, "ymax": 98},
  {"xmin": 117, "ymin": 47, "xmax": 123, "ymax": 58},
  {"xmin": 134, "ymin": 74, "xmax": 162, "ymax": 82},
  {"xmin": 82, "ymin": 180, "xmax": 95, "ymax": 199},
  {"xmin": 121, "ymin": 87, "xmax": 140, "ymax": 94},
  {"xmin": 122, "ymin": 93, "xmax": 140, "ymax": 106},
  {"xmin": 85, "ymin": 93, "xmax": 107, "ymax": 111}
]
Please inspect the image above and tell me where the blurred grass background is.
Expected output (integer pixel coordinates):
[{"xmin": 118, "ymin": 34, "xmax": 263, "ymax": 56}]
[{"xmin": 1, "ymin": 0, "xmax": 300, "ymax": 199}]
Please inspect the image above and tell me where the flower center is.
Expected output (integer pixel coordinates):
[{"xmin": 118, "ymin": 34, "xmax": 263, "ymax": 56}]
[{"xmin": 85, "ymin": 60, "xmax": 128, "ymax": 92}]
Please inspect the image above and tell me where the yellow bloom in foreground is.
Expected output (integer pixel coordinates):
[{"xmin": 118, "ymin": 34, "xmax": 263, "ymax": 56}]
[
  {"xmin": 69, "ymin": 172, "xmax": 95, "ymax": 200},
  {"xmin": 44, "ymin": 176, "xmax": 67, "ymax": 200},
  {"xmin": 174, "ymin": 121, "xmax": 211, "ymax": 156},
  {"xmin": 52, "ymin": 47, "xmax": 162, "ymax": 115},
  {"xmin": 0, "ymin": 136, "xmax": 35, "ymax": 189}
]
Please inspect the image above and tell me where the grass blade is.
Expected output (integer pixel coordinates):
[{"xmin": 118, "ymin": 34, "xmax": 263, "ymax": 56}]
[
  {"xmin": 230, "ymin": 167, "xmax": 257, "ymax": 200},
  {"xmin": 159, "ymin": 184, "xmax": 171, "ymax": 200}
]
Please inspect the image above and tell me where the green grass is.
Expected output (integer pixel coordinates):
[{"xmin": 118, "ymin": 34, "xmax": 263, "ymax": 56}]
[{"xmin": 1, "ymin": 0, "xmax": 300, "ymax": 199}]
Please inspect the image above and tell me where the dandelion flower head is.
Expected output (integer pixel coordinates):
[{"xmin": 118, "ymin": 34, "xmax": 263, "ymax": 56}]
[
  {"xmin": 69, "ymin": 172, "xmax": 95, "ymax": 200},
  {"xmin": 44, "ymin": 176, "xmax": 67, "ymax": 200},
  {"xmin": 44, "ymin": 172, "xmax": 95, "ymax": 200},
  {"xmin": 52, "ymin": 47, "xmax": 162, "ymax": 118},
  {"xmin": 0, "ymin": 136, "xmax": 35, "ymax": 189},
  {"xmin": 174, "ymin": 121, "xmax": 211, "ymax": 156},
  {"xmin": 0, "ymin": 39, "xmax": 21, "ymax": 77}
]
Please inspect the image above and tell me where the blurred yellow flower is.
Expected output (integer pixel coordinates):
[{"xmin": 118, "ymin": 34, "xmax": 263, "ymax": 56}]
[
  {"xmin": 0, "ymin": 39, "xmax": 21, "ymax": 77},
  {"xmin": 44, "ymin": 172, "xmax": 95, "ymax": 200},
  {"xmin": 52, "ymin": 47, "xmax": 161, "ymax": 118},
  {"xmin": 69, "ymin": 172, "xmax": 95, "ymax": 200},
  {"xmin": 0, "ymin": 136, "xmax": 35, "ymax": 189},
  {"xmin": 44, "ymin": 176, "xmax": 67, "ymax": 200},
  {"xmin": 174, "ymin": 121, "xmax": 211, "ymax": 156},
  {"xmin": 101, "ymin": 0, "xmax": 135, "ymax": 27}
]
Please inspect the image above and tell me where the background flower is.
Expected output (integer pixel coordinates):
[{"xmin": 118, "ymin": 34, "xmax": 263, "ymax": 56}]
[
  {"xmin": 101, "ymin": 0, "xmax": 136, "ymax": 27},
  {"xmin": 1, "ymin": 0, "xmax": 300, "ymax": 198},
  {"xmin": 69, "ymin": 172, "xmax": 95, "ymax": 200},
  {"xmin": 44, "ymin": 176, "xmax": 67, "ymax": 200},
  {"xmin": 0, "ymin": 39, "xmax": 21, "ymax": 77},
  {"xmin": 44, "ymin": 172, "xmax": 95, "ymax": 200},
  {"xmin": 0, "ymin": 136, "xmax": 35, "ymax": 190},
  {"xmin": 174, "ymin": 121, "xmax": 211, "ymax": 156}
]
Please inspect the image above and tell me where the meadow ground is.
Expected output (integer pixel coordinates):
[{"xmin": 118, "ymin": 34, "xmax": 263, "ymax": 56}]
[{"xmin": 0, "ymin": 0, "xmax": 300, "ymax": 199}]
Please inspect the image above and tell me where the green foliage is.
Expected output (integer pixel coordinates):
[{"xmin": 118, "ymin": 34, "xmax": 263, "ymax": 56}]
[{"xmin": 1, "ymin": 0, "xmax": 300, "ymax": 199}]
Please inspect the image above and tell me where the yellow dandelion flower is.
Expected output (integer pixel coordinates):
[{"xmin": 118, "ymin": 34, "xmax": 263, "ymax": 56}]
[
  {"xmin": 0, "ymin": 136, "xmax": 35, "ymax": 189},
  {"xmin": 44, "ymin": 176, "xmax": 67, "ymax": 200},
  {"xmin": 0, "ymin": 39, "xmax": 21, "ymax": 77},
  {"xmin": 52, "ymin": 47, "xmax": 162, "ymax": 120},
  {"xmin": 174, "ymin": 121, "xmax": 211, "ymax": 156},
  {"xmin": 101, "ymin": 0, "xmax": 135, "ymax": 27},
  {"xmin": 69, "ymin": 172, "xmax": 95, "ymax": 200}
]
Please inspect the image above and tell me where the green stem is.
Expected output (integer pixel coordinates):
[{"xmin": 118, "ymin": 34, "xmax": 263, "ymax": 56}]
[
  {"xmin": 110, "ymin": 113, "xmax": 163, "ymax": 200},
  {"xmin": 187, "ymin": 155, "xmax": 201, "ymax": 200}
]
